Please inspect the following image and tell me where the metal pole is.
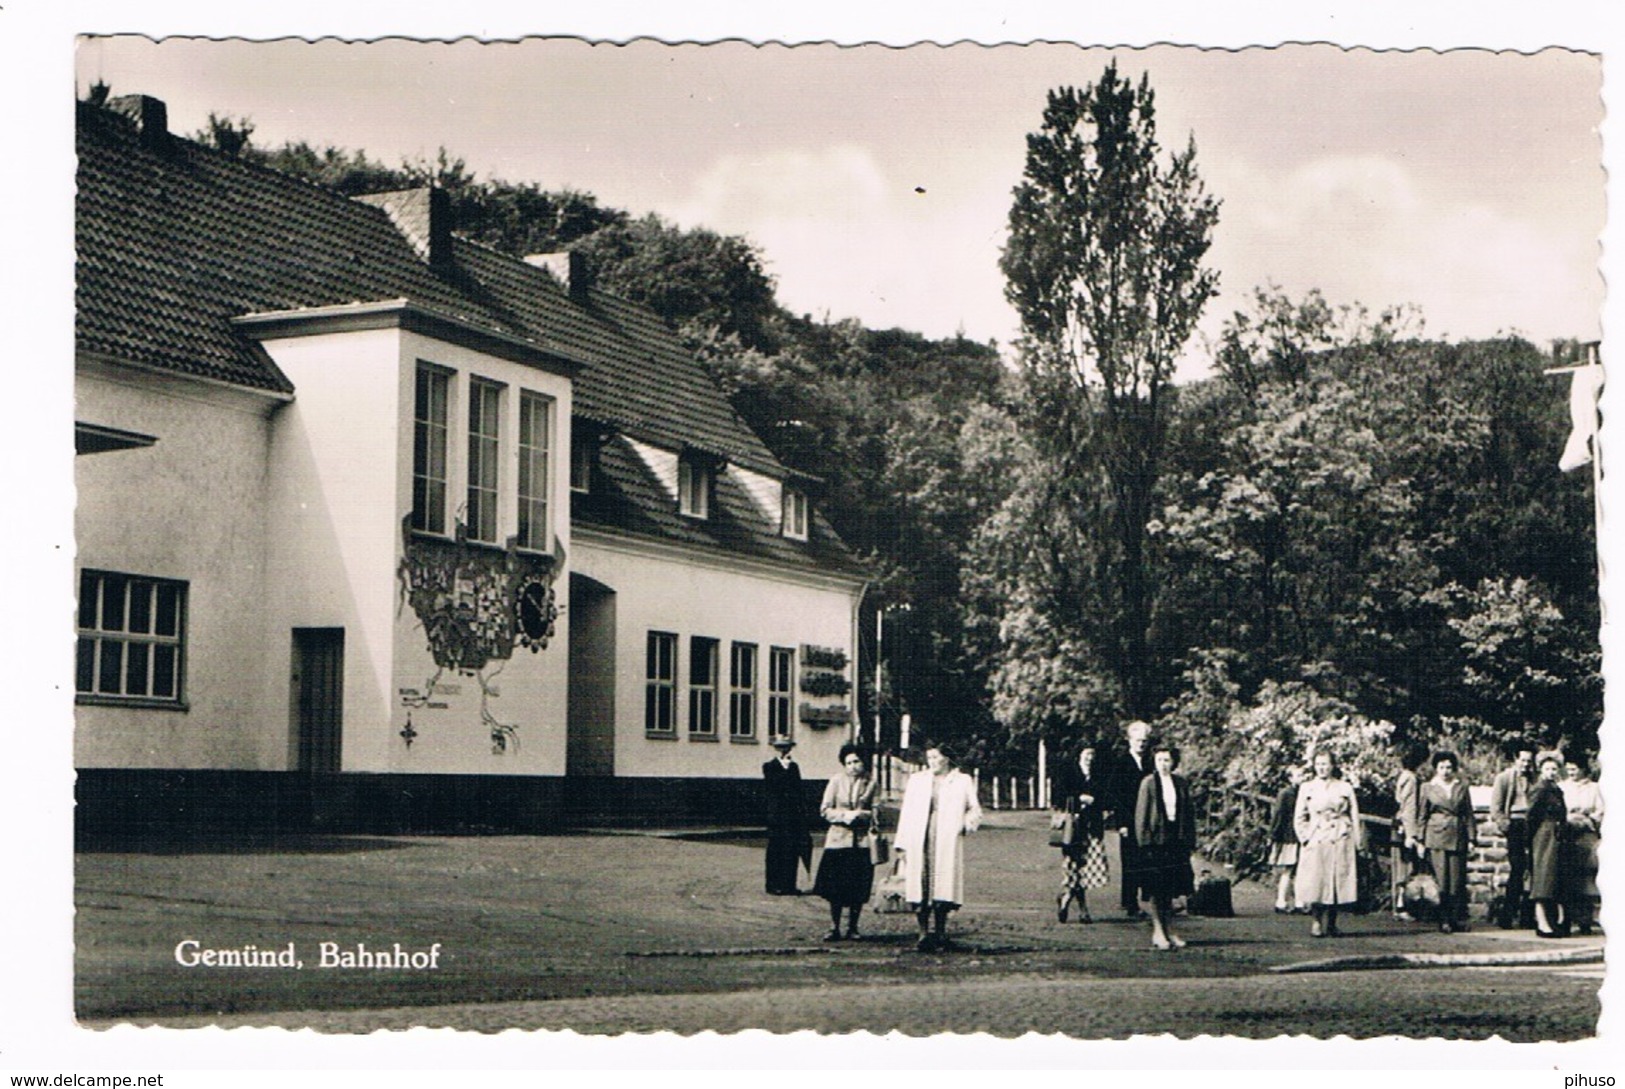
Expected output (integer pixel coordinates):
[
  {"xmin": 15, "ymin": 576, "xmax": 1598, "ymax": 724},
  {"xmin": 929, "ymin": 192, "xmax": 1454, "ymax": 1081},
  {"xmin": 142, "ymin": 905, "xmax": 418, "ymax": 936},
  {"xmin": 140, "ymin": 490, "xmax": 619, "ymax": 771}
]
[{"xmin": 873, "ymin": 606, "xmax": 883, "ymax": 749}]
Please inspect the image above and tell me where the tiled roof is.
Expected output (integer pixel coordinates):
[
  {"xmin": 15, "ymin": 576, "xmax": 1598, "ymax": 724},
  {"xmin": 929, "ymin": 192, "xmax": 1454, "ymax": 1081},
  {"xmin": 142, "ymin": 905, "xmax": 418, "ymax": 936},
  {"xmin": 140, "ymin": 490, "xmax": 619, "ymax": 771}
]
[
  {"xmin": 575, "ymin": 435, "xmax": 859, "ymax": 573},
  {"xmin": 76, "ymin": 98, "xmax": 861, "ymax": 577}
]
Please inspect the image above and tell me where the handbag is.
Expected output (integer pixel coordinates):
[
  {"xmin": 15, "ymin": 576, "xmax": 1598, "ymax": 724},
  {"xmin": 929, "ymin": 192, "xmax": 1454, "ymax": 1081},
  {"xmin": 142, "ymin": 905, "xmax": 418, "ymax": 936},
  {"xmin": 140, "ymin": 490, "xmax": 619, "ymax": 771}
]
[
  {"xmin": 873, "ymin": 856, "xmax": 909, "ymax": 913},
  {"xmin": 1049, "ymin": 813, "xmax": 1077, "ymax": 848},
  {"xmin": 868, "ymin": 830, "xmax": 891, "ymax": 866}
]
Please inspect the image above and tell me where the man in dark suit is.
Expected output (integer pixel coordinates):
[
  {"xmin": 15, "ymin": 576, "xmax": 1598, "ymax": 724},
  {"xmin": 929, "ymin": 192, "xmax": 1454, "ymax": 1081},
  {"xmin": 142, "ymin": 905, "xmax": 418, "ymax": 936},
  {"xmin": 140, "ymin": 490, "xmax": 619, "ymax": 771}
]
[
  {"xmin": 1107, "ymin": 720, "xmax": 1153, "ymax": 918},
  {"xmin": 762, "ymin": 738, "xmax": 811, "ymax": 895}
]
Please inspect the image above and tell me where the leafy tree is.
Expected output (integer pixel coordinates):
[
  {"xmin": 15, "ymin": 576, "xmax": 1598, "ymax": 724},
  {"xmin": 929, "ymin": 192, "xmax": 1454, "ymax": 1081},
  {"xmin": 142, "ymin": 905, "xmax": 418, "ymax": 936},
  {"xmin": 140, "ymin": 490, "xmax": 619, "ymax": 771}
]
[
  {"xmin": 1444, "ymin": 576, "xmax": 1601, "ymax": 758},
  {"xmin": 194, "ymin": 113, "xmax": 255, "ymax": 158},
  {"xmin": 1000, "ymin": 64, "xmax": 1220, "ymax": 719}
]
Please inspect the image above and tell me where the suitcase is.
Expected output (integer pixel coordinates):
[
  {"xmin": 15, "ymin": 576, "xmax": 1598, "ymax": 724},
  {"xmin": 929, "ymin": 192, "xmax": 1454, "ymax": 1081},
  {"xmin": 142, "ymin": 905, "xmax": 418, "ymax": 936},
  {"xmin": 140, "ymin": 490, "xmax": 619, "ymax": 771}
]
[{"xmin": 1187, "ymin": 869, "xmax": 1234, "ymax": 917}]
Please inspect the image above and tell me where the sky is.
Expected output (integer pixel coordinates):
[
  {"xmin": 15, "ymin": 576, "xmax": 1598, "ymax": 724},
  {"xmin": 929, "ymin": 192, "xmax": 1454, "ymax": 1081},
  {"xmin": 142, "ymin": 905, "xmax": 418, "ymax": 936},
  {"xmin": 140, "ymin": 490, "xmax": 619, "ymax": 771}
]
[{"xmin": 75, "ymin": 37, "xmax": 1604, "ymax": 378}]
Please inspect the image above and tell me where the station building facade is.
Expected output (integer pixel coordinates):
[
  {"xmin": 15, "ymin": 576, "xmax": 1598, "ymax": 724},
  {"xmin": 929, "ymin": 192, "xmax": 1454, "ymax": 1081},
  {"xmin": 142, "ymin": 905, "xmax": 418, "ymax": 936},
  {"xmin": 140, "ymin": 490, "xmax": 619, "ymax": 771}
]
[{"xmin": 75, "ymin": 95, "xmax": 866, "ymax": 832}]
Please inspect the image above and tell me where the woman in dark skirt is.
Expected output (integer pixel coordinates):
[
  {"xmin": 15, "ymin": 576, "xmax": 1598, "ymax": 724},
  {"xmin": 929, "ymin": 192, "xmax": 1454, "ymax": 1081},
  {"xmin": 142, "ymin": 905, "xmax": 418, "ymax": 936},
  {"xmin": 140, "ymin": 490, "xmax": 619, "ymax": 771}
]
[
  {"xmin": 813, "ymin": 744, "xmax": 878, "ymax": 940},
  {"xmin": 1528, "ymin": 749, "xmax": 1570, "ymax": 937},
  {"xmin": 1134, "ymin": 742, "xmax": 1197, "ymax": 950}
]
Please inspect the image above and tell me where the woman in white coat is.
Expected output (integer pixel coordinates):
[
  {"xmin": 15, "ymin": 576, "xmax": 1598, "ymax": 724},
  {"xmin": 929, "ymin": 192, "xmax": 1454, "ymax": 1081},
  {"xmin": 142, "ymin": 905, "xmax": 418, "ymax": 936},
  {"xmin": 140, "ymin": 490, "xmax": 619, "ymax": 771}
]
[
  {"xmin": 1294, "ymin": 749, "xmax": 1363, "ymax": 938},
  {"xmin": 895, "ymin": 741, "xmax": 983, "ymax": 951}
]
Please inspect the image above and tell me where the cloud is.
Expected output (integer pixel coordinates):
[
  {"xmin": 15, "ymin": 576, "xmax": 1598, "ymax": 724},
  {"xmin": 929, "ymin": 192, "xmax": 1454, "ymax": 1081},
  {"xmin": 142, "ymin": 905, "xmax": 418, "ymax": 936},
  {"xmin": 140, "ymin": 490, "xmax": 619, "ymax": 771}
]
[
  {"xmin": 675, "ymin": 145, "xmax": 891, "ymax": 226},
  {"xmin": 1210, "ymin": 153, "xmax": 1601, "ymax": 345},
  {"xmin": 665, "ymin": 146, "xmax": 1019, "ymax": 343}
]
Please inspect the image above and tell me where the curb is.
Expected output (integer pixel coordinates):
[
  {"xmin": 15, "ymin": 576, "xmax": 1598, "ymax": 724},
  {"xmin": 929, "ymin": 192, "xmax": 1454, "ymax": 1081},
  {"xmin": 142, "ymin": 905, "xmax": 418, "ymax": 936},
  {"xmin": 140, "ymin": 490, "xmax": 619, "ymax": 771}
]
[{"xmin": 1270, "ymin": 945, "xmax": 1604, "ymax": 974}]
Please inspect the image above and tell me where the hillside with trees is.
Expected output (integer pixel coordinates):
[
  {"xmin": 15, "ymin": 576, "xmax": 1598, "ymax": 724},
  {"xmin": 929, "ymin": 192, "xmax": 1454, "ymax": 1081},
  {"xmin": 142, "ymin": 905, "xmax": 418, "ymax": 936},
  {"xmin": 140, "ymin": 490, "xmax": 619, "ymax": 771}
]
[{"xmin": 180, "ymin": 99, "xmax": 1600, "ymax": 848}]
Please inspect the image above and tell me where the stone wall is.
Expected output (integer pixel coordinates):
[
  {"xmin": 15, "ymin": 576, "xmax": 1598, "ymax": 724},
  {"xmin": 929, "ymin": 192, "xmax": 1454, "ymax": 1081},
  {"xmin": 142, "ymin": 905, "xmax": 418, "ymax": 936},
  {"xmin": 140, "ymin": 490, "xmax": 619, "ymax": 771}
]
[{"xmin": 1467, "ymin": 804, "xmax": 1508, "ymax": 910}]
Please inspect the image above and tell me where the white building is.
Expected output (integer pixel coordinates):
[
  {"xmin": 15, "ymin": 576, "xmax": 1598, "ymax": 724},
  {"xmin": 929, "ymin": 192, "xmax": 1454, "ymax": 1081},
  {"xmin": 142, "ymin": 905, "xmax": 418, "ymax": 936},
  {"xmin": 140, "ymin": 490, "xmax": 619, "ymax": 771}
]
[{"xmin": 75, "ymin": 95, "xmax": 866, "ymax": 832}]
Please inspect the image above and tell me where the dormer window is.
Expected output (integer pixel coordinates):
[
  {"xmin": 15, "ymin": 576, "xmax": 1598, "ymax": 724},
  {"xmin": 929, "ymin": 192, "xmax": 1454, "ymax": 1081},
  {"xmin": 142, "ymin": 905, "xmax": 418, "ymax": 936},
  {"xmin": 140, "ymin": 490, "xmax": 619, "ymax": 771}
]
[
  {"xmin": 782, "ymin": 486, "xmax": 809, "ymax": 540},
  {"xmin": 678, "ymin": 456, "xmax": 712, "ymax": 519}
]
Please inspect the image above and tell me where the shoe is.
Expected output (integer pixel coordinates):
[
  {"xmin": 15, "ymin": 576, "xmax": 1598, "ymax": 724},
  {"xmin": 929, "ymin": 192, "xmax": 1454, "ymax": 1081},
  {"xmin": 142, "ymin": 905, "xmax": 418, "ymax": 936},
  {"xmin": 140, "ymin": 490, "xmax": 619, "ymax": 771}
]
[
  {"xmin": 1537, "ymin": 928, "xmax": 1560, "ymax": 939},
  {"xmin": 845, "ymin": 929, "xmax": 860, "ymax": 941},
  {"xmin": 1394, "ymin": 911, "xmax": 1416, "ymax": 922},
  {"xmin": 1274, "ymin": 905, "xmax": 1289, "ymax": 915},
  {"xmin": 1168, "ymin": 935, "xmax": 1187, "ymax": 949},
  {"xmin": 1454, "ymin": 921, "xmax": 1471, "ymax": 933},
  {"xmin": 1577, "ymin": 924, "xmax": 1594, "ymax": 936},
  {"xmin": 1079, "ymin": 910, "xmax": 1093, "ymax": 924},
  {"xmin": 1439, "ymin": 921, "xmax": 1454, "ymax": 934},
  {"xmin": 1151, "ymin": 936, "xmax": 1172, "ymax": 950},
  {"xmin": 915, "ymin": 934, "xmax": 936, "ymax": 952},
  {"xmin": 1310, "ymin": 921, "xmax": 1324, "ymax": 938},
  {"xmin": 824, "ymin": 928, "xmax": 843, "ymax": 942},
  {"xmin": 1325, "ymin": 925, "xmax": 1341, "ymax": 937},
  {"xmin": 1057, "ymin": 893, "xmax": 1070, "ymax": 923}
]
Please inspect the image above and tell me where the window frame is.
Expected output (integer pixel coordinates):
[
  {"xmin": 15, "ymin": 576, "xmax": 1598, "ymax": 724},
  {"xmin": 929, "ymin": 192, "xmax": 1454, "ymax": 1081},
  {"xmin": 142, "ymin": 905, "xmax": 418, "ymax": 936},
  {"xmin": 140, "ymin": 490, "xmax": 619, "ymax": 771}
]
[
  {"xmin": 411, "ymin": 362, "xmax": 452, "ymax": 535},
  {"xmin": 465, "ymin": 377, "xmax": 504, "ymax": 545},
  {"xmin": 517, "ymin": 390, "xmax": 552, "ymax": 552},
  {"xmin": 688, "ymin": 635, "xmax": 720, "ymax": 739},
  {"xmin": 76, "ymin": 569, "xmax": 188, "ymax": 708},
  {"xmin": 677, "ymin": 457, "xmax": 712, "ymax": 519},
  {"xmin": 782, "ymin": 486, "xmax": 809, "ymax": 540},
  {"xmin": 729, "ymin": 641, "xmax": 758, "ymax": 742},
  {"xmin": 767, "ymin": 645, "xmax": 795, "ymax": 742},
  {"xmin": 644, "ymin": 631, "xmax": 678, "ymax": 738}
]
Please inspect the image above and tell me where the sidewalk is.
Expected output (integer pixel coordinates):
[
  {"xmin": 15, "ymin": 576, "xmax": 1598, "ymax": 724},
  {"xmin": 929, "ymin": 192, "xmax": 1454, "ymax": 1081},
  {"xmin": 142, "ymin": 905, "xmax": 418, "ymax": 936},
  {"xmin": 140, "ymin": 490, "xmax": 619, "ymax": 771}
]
[{"xmin": 74, "ymin": 809, "xmax": 1603, "ymax": 1031}]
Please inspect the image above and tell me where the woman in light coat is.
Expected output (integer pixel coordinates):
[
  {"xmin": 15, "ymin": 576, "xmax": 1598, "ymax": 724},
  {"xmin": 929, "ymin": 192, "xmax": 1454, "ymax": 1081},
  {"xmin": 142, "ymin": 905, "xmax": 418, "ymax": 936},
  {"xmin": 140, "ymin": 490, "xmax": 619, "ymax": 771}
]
[
  {"xmin": 1294, "ymin": 749, "xmax": 1362, "ymax": 938},
  {"xmin": 1420, "ymin": 750, "xmax": 1476, "ymax": 933},
  {"xmin": 895, "ymin": 741, "xmax": 983, "ymax": 952},
  {"xmin": 813, "ymin": 744, "xmax": 878, "ymax": 941},
  {"xmin": 1561, "ymin": 757, "xmax": 1603, "ymax": 935}
]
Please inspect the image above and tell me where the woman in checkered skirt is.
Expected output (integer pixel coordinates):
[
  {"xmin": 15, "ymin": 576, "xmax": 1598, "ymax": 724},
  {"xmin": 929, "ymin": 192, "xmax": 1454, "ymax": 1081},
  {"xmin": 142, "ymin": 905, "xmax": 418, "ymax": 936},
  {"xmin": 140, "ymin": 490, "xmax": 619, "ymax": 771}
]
[{"xmin": 1051, "ymin": 739, "xmax": 1110, "ymax": 923}]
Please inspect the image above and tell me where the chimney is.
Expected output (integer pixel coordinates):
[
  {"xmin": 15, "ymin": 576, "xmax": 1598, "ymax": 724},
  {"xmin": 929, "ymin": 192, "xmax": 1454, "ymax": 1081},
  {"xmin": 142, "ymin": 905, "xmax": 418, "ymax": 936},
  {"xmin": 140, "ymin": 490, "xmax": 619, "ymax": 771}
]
[
  {"xmin": 353, "ymin": 188, "xmax": 454, "ymax": 273},
  {"xmin": 109, "ymin": 94, "xmax": 169, "ymax": 151},
  {"xmin": 524, "ymin": 251, "xmax": 590, "ymax": 300}
]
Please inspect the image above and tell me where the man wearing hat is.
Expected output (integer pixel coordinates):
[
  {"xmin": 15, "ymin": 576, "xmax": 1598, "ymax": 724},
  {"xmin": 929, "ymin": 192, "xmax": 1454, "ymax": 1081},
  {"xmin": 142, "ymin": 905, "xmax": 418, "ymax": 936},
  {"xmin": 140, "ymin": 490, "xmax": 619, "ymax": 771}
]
[{"xmin": 763, "ymin": 738, "xmax": 812, "ymax": 895}]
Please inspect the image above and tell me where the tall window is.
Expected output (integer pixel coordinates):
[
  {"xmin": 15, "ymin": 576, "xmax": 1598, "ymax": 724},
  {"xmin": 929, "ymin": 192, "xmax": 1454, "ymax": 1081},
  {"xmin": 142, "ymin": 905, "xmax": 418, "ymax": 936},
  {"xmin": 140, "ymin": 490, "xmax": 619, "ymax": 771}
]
[
  {"xmin": 768, "ymin": 646, "xmax": 795, "ymax": 741},
  {"xmin": 645, "ymin": 631, "xmax": 677, "ymax": 736},
  {"xmin": 412, "ymin": 364, "xmax": 450, "ymax": 534},
  {"xmin": 678, "ymin": 457, "xmax": 711, "ymax": 519},
  {"xmin": 729, "ymin": 642, "xmax": 758, "ymax": 741},
  {"xmin": 689, "ymin": 636, "xmax": 719, "ymax": 737},
  {"xmin": 518, "ymin": 391, "xmax": 551, "ymax": 550},
  {"xmin": 782, "ymin": 486, "xmax": 808, "ymax": 540},
  {"xmin": 76, "ymin": 570, "xmax": 186, "ymax": 703},
  {"xmin": 466, "ymin": 378, "xmax": 503, "ymax": 544}
]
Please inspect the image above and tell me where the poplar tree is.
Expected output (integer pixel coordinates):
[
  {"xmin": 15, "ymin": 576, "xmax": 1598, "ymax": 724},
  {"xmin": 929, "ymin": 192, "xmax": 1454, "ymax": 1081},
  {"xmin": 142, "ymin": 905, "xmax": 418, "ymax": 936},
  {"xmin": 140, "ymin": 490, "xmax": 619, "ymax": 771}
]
[{"xmin": 1000, "ymin": 63, "xmax": 1220, "ymax": 717}]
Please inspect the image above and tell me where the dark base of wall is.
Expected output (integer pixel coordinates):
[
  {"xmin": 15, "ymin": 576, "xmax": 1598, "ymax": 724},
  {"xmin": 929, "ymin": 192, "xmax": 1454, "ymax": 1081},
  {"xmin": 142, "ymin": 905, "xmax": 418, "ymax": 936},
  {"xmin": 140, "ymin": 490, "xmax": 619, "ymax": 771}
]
[{"xmin": 75, "ymin": 769, "xmax": 824, "ymax": 841}]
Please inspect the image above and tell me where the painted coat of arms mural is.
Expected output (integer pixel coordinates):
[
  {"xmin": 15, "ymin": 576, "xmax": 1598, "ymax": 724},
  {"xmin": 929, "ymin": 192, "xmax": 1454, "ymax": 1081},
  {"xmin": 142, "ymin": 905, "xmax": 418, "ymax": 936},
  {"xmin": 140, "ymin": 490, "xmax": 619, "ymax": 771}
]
[{"xmin": 396, "ymin": 517, "xmax": 563, "ymax": 754}]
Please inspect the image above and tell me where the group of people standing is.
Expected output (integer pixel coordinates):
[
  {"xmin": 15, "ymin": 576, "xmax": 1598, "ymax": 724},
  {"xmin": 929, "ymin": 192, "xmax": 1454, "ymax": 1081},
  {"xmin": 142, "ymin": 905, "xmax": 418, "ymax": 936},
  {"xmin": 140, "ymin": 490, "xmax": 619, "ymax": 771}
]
[
  {"xmin": 1384, "ymin": 747, "xmax": 1599, "ymax": 942},
  {"xmin": 760, "ymin": 736, "xmax": 982, "ymax": 952},
  {"xmin": 1266, "ymin": 740, "xmax": 1606, "ymax": 939},
  {"xmin": 1049, "ymin": 721, "xmax": 1201, "ymax": 950},
  {"xmin": 764, "ymin": 726, "xmax": 1602, "ymax": 954}
]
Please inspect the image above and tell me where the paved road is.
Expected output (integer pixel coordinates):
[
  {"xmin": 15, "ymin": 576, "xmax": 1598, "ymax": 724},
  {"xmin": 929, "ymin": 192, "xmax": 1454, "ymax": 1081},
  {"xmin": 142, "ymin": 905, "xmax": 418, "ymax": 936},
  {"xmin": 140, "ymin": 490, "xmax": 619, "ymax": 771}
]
[
  {"xmin": 124, "ymin": 967, "xmax": 1596, "ymax": 1039},
  {"xmin": 75, "ymin": 811, "xmax": 1603, "ymax": 1038}
]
